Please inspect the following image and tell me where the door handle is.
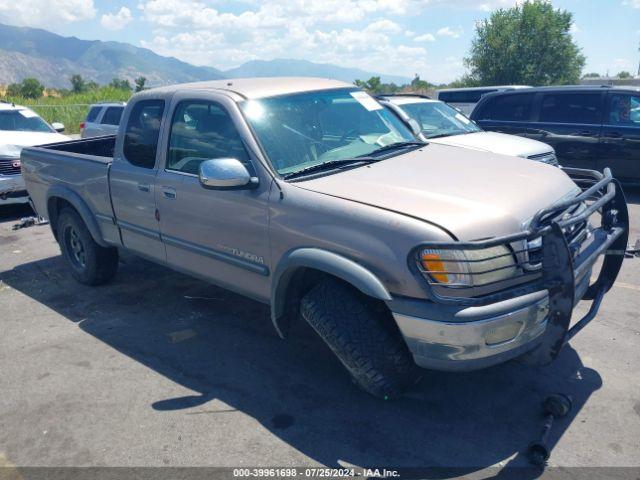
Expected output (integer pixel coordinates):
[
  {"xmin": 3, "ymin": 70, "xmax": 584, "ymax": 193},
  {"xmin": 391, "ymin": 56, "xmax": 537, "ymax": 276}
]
[
  {"xmin": 162, "ymin": 187, "xmax": 177, "ymax": 199},
  {"xmin": 574, "ymin": 131, "xmax": 596, "ymax": 137},
  {"xmin": 137, "ymin": 183, "xmax": 150, "ymax": 192}
]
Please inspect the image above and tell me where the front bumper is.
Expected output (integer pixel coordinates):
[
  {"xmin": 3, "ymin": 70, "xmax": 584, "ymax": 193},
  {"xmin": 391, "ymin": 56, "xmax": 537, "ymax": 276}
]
[
  {"xmin": 0, "ymin": 174, "xmax": 29, "ymax": 205},
  {"xmin": 395, "ymin": 167, "xmax": 628, "ymax": 371}
]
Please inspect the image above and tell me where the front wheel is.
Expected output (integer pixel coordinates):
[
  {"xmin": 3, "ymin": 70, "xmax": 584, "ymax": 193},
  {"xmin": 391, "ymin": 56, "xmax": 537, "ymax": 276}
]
[
  {"xmin": 300, "ymin": 278, "xmax": 421, "ymax": 399},
  {"xmin": 57, "ymin": 208, "xmax": 118, "ymax": 285}
]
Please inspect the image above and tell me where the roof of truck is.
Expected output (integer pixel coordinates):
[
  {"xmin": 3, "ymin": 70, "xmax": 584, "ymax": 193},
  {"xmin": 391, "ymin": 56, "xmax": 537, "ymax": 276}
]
[{"xmin": 144, "ymin": 77, "xmax": 353, "ymax": 100}]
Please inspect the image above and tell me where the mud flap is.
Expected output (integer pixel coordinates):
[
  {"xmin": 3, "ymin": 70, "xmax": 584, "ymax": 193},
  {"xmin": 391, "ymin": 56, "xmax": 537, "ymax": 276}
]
[{"xmin": 521, "ymin": 223, "xmax": 575, "ymax": 366}]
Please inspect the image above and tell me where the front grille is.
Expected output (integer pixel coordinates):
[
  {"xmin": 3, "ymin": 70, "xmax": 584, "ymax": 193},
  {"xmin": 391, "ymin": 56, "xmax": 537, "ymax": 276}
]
[
  {"xmin": 0, "ymin": 156, "xmax": 21, "ymax": 176},
  {"xmin": 528, "ymin": 151, "xmax": 559, "ymax": 166}
]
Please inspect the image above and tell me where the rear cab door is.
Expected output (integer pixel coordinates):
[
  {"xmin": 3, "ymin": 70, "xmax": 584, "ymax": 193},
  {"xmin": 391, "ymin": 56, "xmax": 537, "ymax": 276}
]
[
  {"xmin": 110, "ymin": 97, "xmax": 168, "ymax": 263},
  {"xmin": 527, "ymin": 90, "xmax": 604, "ymax": 170},
  {"xmin": 599, "ymin": 91, "xmax": 640, "ymax": 182}
]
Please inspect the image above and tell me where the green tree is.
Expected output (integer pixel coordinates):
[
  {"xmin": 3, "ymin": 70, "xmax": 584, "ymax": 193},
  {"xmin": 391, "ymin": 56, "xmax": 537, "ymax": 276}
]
[
  {"xmin": 465, "ymin": 0, "xmax": 585, "ymax": 85},
  {"xmin": 6, "ymin": 83, "xmax": 22, "ymax": 97},
  {"xmin": 134, "ymin": 76, "xmax": 147, "ymax": 92},
  {"xmin": 410, "ymin": 75, "xmax": 433, "ymax": 92},
  {"xmin": 70, "ymin": 74, "xmax": 86, "ymax": 93},
  {"xmin": 19, "ymin": 78, "xmax": 45, "ymax": 99},
  {"xmin": 582, "ymin": 72, "xmax": 601, "ymax": 78},
  {"xmin": 353, "ymin": 76, "xmax": 383, "ymax": 94},
  {"xmin": 110, "ymin": 78, "xmax": 132, "ymax": 90},
  {"xmin": 617, "ymin": 71, "xmax": 632, "ymax": 79}
]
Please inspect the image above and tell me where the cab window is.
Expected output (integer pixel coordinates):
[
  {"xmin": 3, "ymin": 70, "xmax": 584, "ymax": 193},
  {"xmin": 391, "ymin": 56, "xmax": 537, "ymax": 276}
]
[
  {"xmin": 101, "ymin": 107, "xmax": 124, "ymax": 126},
  {"xmin": 476, "ymin": 93, "xmax": 534, "ymax": 121},
  {"xmin": 167, "ymin": 100, "xmax": 250, "ymax": 175},
  {"xmin": 123, "ymin": 100, "xmax": 165, "ymax": 169}
]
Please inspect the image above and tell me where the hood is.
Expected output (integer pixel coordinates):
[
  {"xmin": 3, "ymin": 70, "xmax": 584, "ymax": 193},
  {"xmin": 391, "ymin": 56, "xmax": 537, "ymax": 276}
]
[
  {"xmin": 428, "ymin": 131, "xmax": 553, "ymax": 158},
  {"xmin": 0, "ymin": 131, "xmax": 69, "ymax": 156},
  {"xmin": 293, "ymin": 143, "xmax": 579, "ymax": 241}
]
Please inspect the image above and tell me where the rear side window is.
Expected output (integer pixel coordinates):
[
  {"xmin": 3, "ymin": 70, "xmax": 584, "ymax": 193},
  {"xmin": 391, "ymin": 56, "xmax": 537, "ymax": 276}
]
[
  {"xmin": 476, "ymin": 93, "xmax": 534, "ymax": 121},
  {"xmin": 85, "ymin": 106, "xmax": 101, "ymax": 123},
  {"xmin": 123, "ymin": 100, "xmax": 165, "ymax": 169},
  {"xmin": 539, "ymin": 93, "xmax": 603, "ymax": 124},
  {"xmin": 438, "ymin": 90, "xmax": 496, "ymax": 103},
  {"xmin": 101, "ymin": 107, "xmax": 124, "ymax": 126}
]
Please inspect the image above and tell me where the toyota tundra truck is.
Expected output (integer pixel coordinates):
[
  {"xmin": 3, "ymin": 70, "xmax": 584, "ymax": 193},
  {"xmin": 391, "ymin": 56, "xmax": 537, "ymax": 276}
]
[{"xmin": 20, "ymin": 78, "xmax": 629, "ymax": 398}]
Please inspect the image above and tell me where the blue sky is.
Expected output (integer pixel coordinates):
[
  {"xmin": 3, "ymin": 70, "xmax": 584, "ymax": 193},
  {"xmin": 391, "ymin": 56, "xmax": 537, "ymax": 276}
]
[{"xmin": 0, "ymin": 0, "xmax": 638, "ymax": 83}]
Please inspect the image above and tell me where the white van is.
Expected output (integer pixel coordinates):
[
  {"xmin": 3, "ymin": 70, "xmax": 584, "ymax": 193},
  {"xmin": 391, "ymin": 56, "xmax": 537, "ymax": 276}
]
[{"xmin": 436, "ymin": 86, "xmax": 530, "ymax": 116}]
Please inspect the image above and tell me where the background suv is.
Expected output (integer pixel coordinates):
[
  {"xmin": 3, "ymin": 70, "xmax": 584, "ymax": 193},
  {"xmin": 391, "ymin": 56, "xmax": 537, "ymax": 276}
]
[
  {"xmin": 470, "ymin": 86, "xmax": 640, "ymax": 183},
  {"xmin": 80, "ymin": 102, "xmax": 126, "ymax": 138},
  {"xmin": 436, "ymin": 85, "xmax": 531, "ymax": 115}
]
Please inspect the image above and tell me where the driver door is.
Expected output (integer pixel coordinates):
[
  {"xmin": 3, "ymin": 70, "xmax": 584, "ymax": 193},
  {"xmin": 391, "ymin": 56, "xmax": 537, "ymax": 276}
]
[{"xmin": 155, "ymin": 93, "xmax": 272, "ymax": 301}]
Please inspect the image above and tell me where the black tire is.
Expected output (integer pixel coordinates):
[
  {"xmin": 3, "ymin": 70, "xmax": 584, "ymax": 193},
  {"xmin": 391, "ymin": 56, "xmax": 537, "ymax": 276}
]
[
  {"xmin": 300, "ymin": 278, "xmax": 421, "ymax": 399},
  {"xmin": 57, "ymin": 208, "xmax": 118, "ymax": 285}
]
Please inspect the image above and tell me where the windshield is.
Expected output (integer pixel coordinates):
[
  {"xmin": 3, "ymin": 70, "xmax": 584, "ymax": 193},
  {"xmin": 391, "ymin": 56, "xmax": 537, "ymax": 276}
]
[
  {"xmin": 400, "ymin": 101, "xmax": 481, "ymax": 138},
  {"xmin": 240, "ymin": 88, "xmax": 416, "ymax": 176},
  {"xmin": 0, "ymin": 109, "xmax": 54, "ymax": 133}
]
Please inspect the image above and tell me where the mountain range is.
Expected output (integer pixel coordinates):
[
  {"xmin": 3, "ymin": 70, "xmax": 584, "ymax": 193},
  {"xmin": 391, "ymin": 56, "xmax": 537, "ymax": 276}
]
[{"xmin": 0, "ymin": 23, "xmax": 411, "ymax": 89}]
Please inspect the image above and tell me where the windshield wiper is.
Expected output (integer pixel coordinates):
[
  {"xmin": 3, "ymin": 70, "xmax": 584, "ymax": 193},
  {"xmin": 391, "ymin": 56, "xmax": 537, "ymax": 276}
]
[
  {"xmin": 425, "ymin": 132, "xmax": 469, "ymax": 139},
  {"xmin": 283, "ymin": 157, "xmax": 379, "ymax": 180},
  {"xmin": 367, "ymin": 141, "xmax": 425, "ymax": 156}
]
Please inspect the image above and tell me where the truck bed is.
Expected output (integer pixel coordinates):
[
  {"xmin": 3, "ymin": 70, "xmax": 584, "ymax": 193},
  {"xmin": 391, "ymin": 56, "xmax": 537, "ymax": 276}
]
[
  {"xmin": 21, "ymin": 135, "xmax": 120, "ymax": 246},
  {"xmin": 43, "ymin": 135, "xmax": 116, "ymax": 160}
]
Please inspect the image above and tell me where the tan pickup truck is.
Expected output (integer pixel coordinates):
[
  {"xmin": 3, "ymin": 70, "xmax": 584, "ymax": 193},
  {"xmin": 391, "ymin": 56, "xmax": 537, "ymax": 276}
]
[{"xmin": 21, "ymin": 78, "xmax": 629, "ymax": 398}]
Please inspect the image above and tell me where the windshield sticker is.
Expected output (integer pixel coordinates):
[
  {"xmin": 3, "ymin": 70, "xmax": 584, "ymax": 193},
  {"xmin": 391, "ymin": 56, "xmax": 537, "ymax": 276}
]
[
  {"xmin": 455, "ymin": 113, "xmax": 471, "ymax": 124},
  {"xmin": 18, "ymin": 109, "xmax": 38, "ymax": 118},
  {"xmin": 350, "ymin": 91, "xmax": 383, "ymax": 111}
]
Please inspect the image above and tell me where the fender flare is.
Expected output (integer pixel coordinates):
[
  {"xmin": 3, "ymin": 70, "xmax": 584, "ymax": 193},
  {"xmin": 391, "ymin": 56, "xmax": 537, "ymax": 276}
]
[
  {"xmin": 270, "ymin": 248, "xmax": 392, "ymax": 337},
  {"xmin": 46, "ymin": 185, "xmax": 109, "ymax": 248}
]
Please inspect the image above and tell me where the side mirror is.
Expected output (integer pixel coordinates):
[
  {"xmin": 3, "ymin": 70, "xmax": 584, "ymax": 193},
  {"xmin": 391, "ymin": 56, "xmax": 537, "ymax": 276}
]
[
  {"xmin": 407, "ymin": 118, "xmax": 422, "ymax": 137},
  {"xmin": 198, "ymin": 158, "xmax": 258, "ymax": 190},
  {"xmin": 51, "ymin": 122, "xmax": 65, "ymax": 133}
]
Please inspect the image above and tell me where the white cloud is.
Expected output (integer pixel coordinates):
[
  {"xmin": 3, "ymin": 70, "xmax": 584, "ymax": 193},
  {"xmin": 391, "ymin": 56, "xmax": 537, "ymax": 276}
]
[
  {"xmin": 138, "ymin": 0, "xmax": 431, "ymax": 77},
  {"xmin": 412, "ymin": 0, "xmax": 522, "ymax": 11},
  {"xmin": 365, "ymin": 19, "xmax": 403, "ymax": 34},
  {"xmin": 101, "ymin": 7, "xmax": 133, "ymax": 31},
  {"xmin": 414, "ymin": 33, "xmax": 435, "ymax": 42},
  {"xmin": 613, "ymin": 58, "xmax": 633, "ymax": 70},
  {"xmin": 569, "ymin": 22, "xmax": 580, "ymax": 34},
  {"xmin": 0, "ymin": 0, "xmax": 95, "ymax": 28},
  {"xmin": 436, "ymin": 26, "xmax": 463, "ymax": 38},
  {"xmin": 622, "ymin": 0, "xmax": 640, "ymax": 8}
]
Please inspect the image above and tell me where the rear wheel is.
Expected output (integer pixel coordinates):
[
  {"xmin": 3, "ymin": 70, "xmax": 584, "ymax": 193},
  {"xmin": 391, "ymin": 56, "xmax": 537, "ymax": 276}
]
[
  {"xmin": 300, "ymin": 278, "xmax": 421, "ymax": 399},
  {"xmin": 57, "ymin": 208, "xmax": 118, "ymax": 285}
]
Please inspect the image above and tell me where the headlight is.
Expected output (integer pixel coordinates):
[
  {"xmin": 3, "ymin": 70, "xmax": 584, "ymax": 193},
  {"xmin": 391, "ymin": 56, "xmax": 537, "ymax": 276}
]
[
  {"xmin": 418, "ymin": 246, "xmax": 518, "ymax": 288},
  {"xmin": 0, "ymin": 144, "xmax": 22, "ymax": 158}
]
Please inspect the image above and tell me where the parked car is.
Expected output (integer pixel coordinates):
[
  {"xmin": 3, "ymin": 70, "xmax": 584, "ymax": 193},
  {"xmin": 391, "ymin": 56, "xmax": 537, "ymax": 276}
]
[
  {"xmin": 21, "ymin": 78, "xmax": 628, "ymax": 398},
  {"xmin": 379, "ymin": 94, "xmax": 558, "ymax": 165},
  {"xmin": 470, "ymin": 86, "xmax": 640, "ymax": 184},
  {"xmin": 80, "ymin": 102, "xmax": 126, "ymax": 138},
  {"xmin": 0, "ymin": 101, "xmax": 68, "ymax": 206},
  {"xmin": 436, "ymin": 86, "xmax": 531, "ymax": 115}
]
